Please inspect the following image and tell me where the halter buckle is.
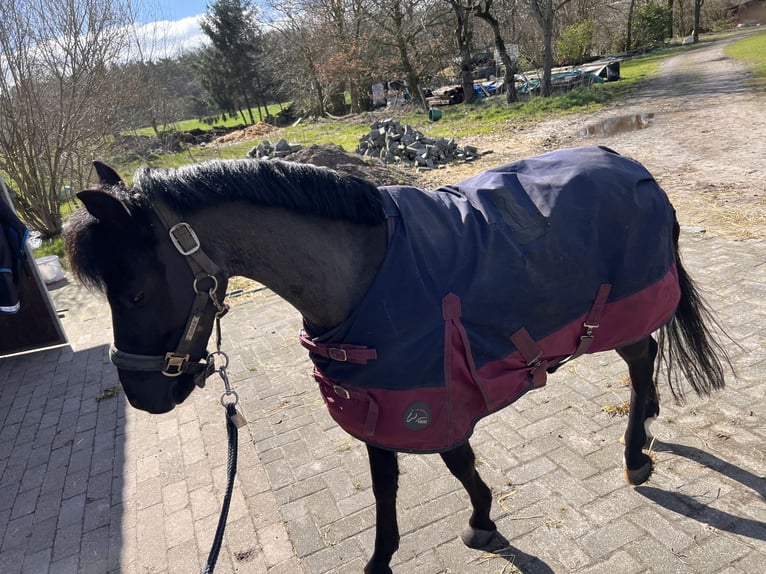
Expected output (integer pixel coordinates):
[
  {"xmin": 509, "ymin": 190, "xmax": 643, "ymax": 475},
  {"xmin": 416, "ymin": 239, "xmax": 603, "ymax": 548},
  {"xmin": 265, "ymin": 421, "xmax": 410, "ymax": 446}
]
[
  {"xmin": 169, "ymin": 222, "xmax": 201, "ymax": 256},
  {"xmin": 163, "ymin": 352, "xmax": 190, "ymax": 377}
]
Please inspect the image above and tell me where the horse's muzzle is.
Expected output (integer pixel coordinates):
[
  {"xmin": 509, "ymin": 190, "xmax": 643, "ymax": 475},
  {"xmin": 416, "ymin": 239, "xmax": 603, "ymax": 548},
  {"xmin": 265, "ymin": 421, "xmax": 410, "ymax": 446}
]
[{"xmin": 118, "ymin": 370, "xmax": 196, "ymax": 413}]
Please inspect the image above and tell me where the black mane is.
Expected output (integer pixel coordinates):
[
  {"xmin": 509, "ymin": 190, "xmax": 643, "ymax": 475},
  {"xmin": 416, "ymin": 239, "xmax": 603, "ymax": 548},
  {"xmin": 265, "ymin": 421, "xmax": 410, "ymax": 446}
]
[
  {"xmin": 64, "ymin": 158, "xmax": 387, "ymax": 290},
  {"xmin": 133, "ymin": 158, "xmax": 385, "ymax": 224}
]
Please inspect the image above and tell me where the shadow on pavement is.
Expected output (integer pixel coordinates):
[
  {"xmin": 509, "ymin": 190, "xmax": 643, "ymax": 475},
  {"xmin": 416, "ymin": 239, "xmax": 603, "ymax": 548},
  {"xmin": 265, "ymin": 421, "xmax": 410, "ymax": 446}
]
[
  {"xmin": 635, "ymin": 440, "xmax": 766, "ymax": 542},
  {"xmin": 0, "ymin": 343, "xmax": 126, "ymax": 573},
  {"xmin": 480, "ymin": 531, "xmax": 556, "ymax": 573}
]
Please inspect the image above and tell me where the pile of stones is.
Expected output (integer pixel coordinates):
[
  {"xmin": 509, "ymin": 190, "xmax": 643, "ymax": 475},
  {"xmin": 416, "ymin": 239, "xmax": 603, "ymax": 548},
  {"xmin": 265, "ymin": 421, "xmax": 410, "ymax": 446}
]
[
  {"xmin": 355, "ymin": 119, "xmax": 482, "ymax": 168},
  {"xmin": 247, "ymin": 138, "xmax": 303, "ymax": 159}
]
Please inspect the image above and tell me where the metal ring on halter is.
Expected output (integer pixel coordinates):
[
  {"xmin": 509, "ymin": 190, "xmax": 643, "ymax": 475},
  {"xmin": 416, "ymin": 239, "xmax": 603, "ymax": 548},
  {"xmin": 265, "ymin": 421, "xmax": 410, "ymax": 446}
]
[
  {"xmin": 220, "ymin": 390, "xmax": 239, "ymax": 407},
  {"xmin": 207, "ymin": 350, "xmax": 230, "ymax": 370},
  {"xmin": 194, "ymin": 274, "xmax": 219, "ymax": 296}
]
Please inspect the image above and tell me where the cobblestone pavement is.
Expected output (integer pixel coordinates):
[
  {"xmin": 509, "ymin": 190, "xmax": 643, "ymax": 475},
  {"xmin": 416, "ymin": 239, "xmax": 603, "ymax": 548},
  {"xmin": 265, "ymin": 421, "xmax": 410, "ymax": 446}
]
[{"xmin": 1, "ymin": 231, "xmax": 764, "ymax": 574}]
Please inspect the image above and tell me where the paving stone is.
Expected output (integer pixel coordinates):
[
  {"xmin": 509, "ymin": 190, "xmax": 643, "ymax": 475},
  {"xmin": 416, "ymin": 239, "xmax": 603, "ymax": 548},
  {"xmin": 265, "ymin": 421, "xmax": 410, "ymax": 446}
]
[
  {"xmin": 10, "ymin": 486, "xmax": 40, "ymax": 520},
  {"xmin": 0, "ymin": 546, "xmax": 25, "ymax": 574},
  {"xmin": 26, "ymin": 515, "xmax": 57, "ymax": 553},
  {"xmin": 52, "ymin": 520, "xmax": 81, "ymax": 561},
  {"xmin": 2, "ymin": 513, "xmax": 33, "ymax": 551}
]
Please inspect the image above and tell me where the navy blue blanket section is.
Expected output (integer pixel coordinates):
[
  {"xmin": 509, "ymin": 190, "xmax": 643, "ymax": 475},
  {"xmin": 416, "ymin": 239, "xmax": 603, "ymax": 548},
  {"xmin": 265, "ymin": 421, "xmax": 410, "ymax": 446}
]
[{"xmin": 310, "ymin": 146, "xmax": 676, "ymax": 391}]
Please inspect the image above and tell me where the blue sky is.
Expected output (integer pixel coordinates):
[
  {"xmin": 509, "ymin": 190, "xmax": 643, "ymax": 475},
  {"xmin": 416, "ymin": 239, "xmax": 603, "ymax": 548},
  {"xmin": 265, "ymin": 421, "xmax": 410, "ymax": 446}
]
[
  {"xmin": 159, "ymin": 0, "xmax": 209, "ymax": 20},
  {"xmin": 132, "ymin": 1, "xmax": 211, "ymax": 57}
]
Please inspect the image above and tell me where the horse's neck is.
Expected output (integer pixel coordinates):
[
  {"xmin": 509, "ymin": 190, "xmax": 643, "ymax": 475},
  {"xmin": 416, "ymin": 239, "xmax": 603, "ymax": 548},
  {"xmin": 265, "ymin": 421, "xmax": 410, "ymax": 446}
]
[{"xmin": 186, "ymin": 201, "xmax": 388, "ymax": 332}]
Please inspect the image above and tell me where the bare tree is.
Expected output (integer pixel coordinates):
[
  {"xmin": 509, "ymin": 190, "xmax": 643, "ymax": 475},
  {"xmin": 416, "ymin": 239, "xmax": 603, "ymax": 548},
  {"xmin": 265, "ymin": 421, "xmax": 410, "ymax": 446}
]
[
  {"xmin": 369, "ymin": 0, "xmax": 452, "ymax": 112},
  {"xmin": 474, "ymin": 0, "xmax": 519, "ymax": 103},
  {"xmin": 266, "ymin": 0, "xmax": 364, "ymax": 115},
  {"xmin": 625, "ymin": 0, "xmax": 638, "ymax": 51},
  {"xmin": 0, "ymin": 0, "xmax": 132, "ymax": 236},
  {"xmin": 446, "ymin": 0, "xmax": 477, "ymax": 105},
  {"xmin": 527, "ymin": 0, "xmax": 575, "ymax": 96}
]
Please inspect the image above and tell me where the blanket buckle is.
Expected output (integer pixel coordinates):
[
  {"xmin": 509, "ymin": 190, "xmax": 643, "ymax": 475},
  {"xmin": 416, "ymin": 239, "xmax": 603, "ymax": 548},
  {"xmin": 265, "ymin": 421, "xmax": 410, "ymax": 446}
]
[
  {"xmin": 328, "ymin": 348, "xmax": 348, "ymax": 362},
  {"xmin": 333, "ymin": 384, "xmax": 351, "ymax": 399}
]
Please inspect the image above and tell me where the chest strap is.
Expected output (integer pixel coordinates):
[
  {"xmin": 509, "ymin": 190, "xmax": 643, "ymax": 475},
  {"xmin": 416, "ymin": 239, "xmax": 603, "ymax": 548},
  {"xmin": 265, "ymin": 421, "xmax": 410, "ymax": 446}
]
[{"xmin": 299, "ymin": 330, "xmax": 378, "ymax": 365}]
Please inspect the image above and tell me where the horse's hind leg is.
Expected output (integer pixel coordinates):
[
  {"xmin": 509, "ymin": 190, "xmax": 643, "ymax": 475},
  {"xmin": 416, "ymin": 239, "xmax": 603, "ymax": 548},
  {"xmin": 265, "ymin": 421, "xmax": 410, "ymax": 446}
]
[
  {"xmin": 365, "ymin": 445, "xmax": 400, "ymax": 574},
  {"xmin": 440, "ymin": 440, "xmax": 497, "ymax": 548},
  {"xmin": 616, "ymin": 336, "xmax": 660, "ymax": 485}
]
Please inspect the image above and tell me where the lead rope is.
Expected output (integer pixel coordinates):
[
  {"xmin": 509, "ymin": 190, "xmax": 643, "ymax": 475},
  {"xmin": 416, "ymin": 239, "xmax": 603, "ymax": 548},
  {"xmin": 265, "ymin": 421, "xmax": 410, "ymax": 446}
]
[{"xmin": 202, "ymin": 297, "xmax": 246, "ymax": 574}]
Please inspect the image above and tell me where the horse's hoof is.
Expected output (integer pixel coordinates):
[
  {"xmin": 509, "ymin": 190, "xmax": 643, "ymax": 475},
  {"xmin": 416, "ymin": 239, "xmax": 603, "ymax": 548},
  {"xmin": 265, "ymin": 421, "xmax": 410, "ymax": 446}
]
[
  {"xmin": 363, "ymin": 563, "xmax": 392, "ymax": 574},
  {"xmin": 460, "ymin": 526, "xmax": 496, "ymax": 549},
  {"xmin": 624, "ymin": 459, "xmax": 653, "ymax": 485}
]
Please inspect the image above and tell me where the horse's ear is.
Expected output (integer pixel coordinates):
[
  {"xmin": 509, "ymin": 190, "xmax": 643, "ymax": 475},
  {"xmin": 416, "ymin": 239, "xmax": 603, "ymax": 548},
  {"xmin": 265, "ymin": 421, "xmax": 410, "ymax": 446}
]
[
  {"xmin": 77, "ymin": 189, "xmax": 132, "ymax": 225},
  {"xmin": 92, "ymin": 161, "xmax": 125, "ymax": 188}
]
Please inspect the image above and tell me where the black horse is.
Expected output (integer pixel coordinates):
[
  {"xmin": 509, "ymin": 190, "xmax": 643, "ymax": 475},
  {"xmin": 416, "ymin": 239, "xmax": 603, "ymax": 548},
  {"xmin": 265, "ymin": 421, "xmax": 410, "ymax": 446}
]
[{"xmin": 63, "ymin": 146, "xmax": 732, "ymax": 574}]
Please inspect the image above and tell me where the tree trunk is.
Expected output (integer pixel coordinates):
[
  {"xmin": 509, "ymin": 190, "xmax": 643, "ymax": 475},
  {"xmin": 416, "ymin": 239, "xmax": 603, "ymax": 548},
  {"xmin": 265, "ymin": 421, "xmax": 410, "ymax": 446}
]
[
  {"xmin": 667, "ymin": 0, "xmax": 674, "ymax": 38},
  {"xmin": 475, "ymin": 2, "xmax": 518, "ymax": 103},
  {"xmin": 541, "ymin": 19, "xmax": 553, "ymax": 97},
  {"xmin": 448, "ymin": 1, "xmax": 476, "ymax": 105},
  {"xmin": 693, "ymin": 0, "xmax": 703, "ymax": 43},
  {"xmin": 527, "ymin": 0, "xmax": 560, "ymax": 98},
  {"xmin": 626, "ymin": 0, "xmax": 637, "ymax": 51},
  {"xmin": 392, "ymin": 1, "xmax": 428, "ymax": 112}
]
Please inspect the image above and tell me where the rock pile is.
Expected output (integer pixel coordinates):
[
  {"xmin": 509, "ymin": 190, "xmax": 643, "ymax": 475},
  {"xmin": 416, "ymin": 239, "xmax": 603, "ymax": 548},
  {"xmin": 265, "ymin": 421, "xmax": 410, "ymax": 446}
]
[
  {"xmin": 247, "ymin": 138, "xmax": 303, "ymax": 159},
  {"xmin": 356, "ymin": 119, "xmax": 482, "ymax": 168}
]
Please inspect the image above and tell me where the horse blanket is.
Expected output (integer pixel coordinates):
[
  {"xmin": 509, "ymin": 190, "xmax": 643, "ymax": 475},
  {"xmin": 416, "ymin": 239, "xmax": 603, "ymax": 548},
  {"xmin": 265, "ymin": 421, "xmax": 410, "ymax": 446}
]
[{"xmin": 301, "ymin": 146, "xmax": 680, "ymax": 452}]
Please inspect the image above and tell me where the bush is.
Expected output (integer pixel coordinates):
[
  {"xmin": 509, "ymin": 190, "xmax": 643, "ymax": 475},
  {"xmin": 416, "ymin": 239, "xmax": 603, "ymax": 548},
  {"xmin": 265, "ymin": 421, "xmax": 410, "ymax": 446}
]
[
  {"xmin": 633, "ymin": 2, "xmax": 672, "ymax": 49},
  {"xmin": 557, "ymin": 20, "xmax": 595, "ymax": 65}
]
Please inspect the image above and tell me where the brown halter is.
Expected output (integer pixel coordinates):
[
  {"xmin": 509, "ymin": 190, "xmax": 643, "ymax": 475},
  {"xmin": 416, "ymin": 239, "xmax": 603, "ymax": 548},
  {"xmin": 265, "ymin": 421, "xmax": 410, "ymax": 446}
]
[{"xmin": 109, "ymin": 199, "xmax": 228, "ymax": 386}]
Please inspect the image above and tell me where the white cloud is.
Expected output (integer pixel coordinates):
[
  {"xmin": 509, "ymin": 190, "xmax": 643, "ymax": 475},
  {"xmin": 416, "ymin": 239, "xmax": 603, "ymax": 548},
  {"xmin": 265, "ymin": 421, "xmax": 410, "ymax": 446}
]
[{"xmin": 128, "ymin": 16, "xmax": 208, "ymax": 60}]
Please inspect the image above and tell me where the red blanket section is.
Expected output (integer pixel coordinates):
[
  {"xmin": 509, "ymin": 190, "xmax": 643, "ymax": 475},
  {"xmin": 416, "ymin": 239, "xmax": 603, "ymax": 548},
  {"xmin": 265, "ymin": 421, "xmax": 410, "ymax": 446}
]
[{"xmin": 313, "ymin": 265, "xmax": 679, "ymax": 453}]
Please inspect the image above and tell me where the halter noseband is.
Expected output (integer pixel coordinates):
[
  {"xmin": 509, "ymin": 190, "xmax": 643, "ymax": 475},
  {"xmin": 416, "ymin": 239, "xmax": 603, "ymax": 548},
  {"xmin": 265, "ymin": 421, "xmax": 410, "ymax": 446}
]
[{"xmin": 109, "ymin": 200, "xmax": 228, "ymax": 385}]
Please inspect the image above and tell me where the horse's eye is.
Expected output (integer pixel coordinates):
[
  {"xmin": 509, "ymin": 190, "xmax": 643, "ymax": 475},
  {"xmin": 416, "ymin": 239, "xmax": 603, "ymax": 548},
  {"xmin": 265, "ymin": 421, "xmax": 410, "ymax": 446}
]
[{"xmin": 132, "ymin": 291, "xmax": 145, "ymax": 304}]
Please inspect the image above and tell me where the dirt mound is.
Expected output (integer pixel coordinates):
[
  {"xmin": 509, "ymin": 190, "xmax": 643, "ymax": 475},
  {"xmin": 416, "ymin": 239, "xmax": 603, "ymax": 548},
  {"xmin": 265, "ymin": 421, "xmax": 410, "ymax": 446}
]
[
  {"xmin": 212, "ymin": 122, "xmax": 279, "ymax": 145},
  {"xmin": 283, "ymin": 143, "xmax": 423, "ymax": 187}
]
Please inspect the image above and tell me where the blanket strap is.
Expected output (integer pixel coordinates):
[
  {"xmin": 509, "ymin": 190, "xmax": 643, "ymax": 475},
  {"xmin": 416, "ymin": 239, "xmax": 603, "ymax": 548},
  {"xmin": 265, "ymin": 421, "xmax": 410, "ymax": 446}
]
[
  {"xmin": 510, "ymin": 327, "xmax": 548, "ymax": 388},
  {"xmin": 313, "ymin": 369, "xmax": 379, "ymax": 436},
  {"xmin": 568, "ymin": 283, "xmax": 612, "ymax": 362},
  {"xmin": 299, "ymin": 330, "xmax": 378, "ymax": 365}
]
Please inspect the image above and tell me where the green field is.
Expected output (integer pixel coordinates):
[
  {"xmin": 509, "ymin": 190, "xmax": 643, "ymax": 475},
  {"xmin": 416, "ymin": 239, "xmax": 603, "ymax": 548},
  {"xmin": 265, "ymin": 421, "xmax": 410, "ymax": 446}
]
[
  {"xmin": 724, "ymin": 30, "xmax": 766, "ymax": 89},
  {"xmin": 132, "ymin": 102, "xmax": 288, "ymax": 137}
]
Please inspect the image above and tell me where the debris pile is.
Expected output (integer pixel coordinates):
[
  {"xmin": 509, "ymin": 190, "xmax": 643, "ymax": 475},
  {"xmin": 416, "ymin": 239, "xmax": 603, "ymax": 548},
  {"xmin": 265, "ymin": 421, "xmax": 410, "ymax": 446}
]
[
  {"xmin": 356, "ymin": 119, "xmax": 483, "ymax": 168},
  {"xmin": 213, "ymin": 122, "xmax": 278, "ymax": 145},
  {"xmin": 425, "ymin": 85, "xmax": 464, "ymax": 107},
  {"xmin": 247, "ymin": 138, "xmax": 303, "ymax": 159}
]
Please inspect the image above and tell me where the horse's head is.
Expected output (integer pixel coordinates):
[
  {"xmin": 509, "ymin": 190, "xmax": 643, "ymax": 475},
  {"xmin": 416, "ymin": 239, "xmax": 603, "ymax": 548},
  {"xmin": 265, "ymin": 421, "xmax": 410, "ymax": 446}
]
[{"xmin": 64, "ymin": 162, "xmax": 227, "ymax": 414}]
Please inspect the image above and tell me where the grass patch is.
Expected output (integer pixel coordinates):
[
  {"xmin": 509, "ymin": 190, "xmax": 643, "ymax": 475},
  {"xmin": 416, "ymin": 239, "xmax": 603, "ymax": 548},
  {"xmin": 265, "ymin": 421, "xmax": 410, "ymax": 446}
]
[
  {"xmin": 131, "ymin": 102, "xmax": 289, "ymax": 136},
  {"xmin": 724, "ymin": 30, "xmax": 766, "ymax": 89},
  {"xmin": 32, "ymin": 236, "xmax": 66, "ymax": 260}
]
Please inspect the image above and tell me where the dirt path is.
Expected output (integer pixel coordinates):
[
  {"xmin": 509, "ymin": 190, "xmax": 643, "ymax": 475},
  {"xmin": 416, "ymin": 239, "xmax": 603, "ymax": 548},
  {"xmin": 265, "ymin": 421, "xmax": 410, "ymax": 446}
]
[{"xmin": 419, "ymin": 32, "xmax": 766, "ymax": 238}]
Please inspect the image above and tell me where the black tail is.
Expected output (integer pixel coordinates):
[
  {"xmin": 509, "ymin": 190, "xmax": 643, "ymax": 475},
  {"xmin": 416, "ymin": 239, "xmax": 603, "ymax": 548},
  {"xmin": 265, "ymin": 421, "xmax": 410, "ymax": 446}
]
[{"xmin": 656, "ymin": 222, "xmax": 735, "ymax": 401}]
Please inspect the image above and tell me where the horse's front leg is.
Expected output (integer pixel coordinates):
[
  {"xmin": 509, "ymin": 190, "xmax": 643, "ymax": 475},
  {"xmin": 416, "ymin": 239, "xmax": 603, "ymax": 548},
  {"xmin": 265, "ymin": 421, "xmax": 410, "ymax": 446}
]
[
  {"xmin": 441, "ymin": 440, "xmax": 497, "ymax": 548},
  {"xmin": 364, "ymin": 444, "xmax": 400, "ymax": 574},
  {"xmin": 617, "ymin": 336, "xmax": 660, "ymax": 485}
]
